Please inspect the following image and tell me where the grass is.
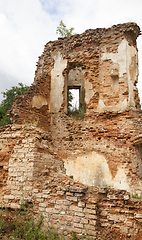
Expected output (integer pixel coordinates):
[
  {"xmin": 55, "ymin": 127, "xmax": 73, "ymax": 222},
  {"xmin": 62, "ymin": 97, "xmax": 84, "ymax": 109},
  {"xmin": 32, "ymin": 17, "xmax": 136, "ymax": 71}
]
[
  {"xmin": 68, "ymin": 105, "xmax": 86, "ymax": 119},
  {"xmin": 0, "ymin": 205, "xmax": 138, "ymax": 240},
  {"xmin": 0, "ymin": 205, "xmax": 85, "ymax": 240},
  {"xmin": 23, "ymin": 117, "xmax": 39, "ymax": 127},
  {"xmin": 0, "ymin": 205, "xmax": 64, "ymax": 240},
  {"xmin": 132, "ymin": 193, "xmax": 142, "ymax": 199}
]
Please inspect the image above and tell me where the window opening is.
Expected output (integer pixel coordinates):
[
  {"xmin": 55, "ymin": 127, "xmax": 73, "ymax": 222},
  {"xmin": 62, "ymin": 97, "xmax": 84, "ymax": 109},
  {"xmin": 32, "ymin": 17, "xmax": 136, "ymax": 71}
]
[
  {"xmin": 68, "ymin": 88, "xmax": 79, "ymax": 111},
  {"xmin": 66, "ymin": 66, "xmax": 86, "ymax": 119},
  {"xmin": 67, "ymin": 87, "xmax": 85, "ymax": 119}
]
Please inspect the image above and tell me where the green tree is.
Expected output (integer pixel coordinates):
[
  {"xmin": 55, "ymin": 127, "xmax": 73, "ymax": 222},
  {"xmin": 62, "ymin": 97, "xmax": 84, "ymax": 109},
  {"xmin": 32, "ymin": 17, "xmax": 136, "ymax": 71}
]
[
  {"xmin": 0, "ymin": 83, "xmax": 29, "ymax": 126},
  {"xmin": 56, "ymin": 20, "xmax": 76, "ymax": 37}
]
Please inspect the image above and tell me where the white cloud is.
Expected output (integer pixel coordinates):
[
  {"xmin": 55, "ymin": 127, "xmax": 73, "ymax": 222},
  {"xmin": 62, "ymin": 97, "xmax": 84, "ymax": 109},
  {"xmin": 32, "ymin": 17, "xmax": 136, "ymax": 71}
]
[
  {"xmin": 0, "ymin": 0, "xmax": 57, "ymax": 101},
  {"xmin": 0, "ymin": 0, "xmax": 141, "ymax": 105}
]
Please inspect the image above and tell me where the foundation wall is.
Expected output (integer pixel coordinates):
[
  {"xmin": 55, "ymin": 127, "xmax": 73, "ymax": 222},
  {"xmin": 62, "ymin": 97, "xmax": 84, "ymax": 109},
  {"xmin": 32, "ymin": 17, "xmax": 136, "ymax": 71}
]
[{"xmin": 0, "ymin": 125, "xmax": 142, "ymax": 239}]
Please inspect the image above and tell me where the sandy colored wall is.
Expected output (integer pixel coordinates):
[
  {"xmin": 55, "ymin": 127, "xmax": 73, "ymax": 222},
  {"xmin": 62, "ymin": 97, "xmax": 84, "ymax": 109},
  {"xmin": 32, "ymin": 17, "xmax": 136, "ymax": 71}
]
[
  {"xmin": 1, "ymin": 22, "xmax": 142, "ymax": 239},
  {"xmin": 0, "ymin": 125, "xmax": 142, "ymax": 239},
  {"xmin": 9, "ymin": 23, "xmax": 141, "ymax": 129}
]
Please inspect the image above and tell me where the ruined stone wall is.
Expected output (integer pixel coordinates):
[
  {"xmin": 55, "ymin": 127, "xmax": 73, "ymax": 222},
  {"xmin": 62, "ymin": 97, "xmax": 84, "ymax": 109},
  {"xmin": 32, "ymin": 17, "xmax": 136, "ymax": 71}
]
[
  {"xmin": 0, "ymin": 125, "xmax": 142, "ymax": 239},
  {"xmin": 9, "ymin": 22, "xmax": 141, "ymax": 128},
  {"xmin": 0, "ymin": 124, "xmax": 65, "ymax": 206},
  {"xmin": 9, "ymin": 74, "xmax": 51, "ymax": 131},
  {"xmin": 47, "ymin": 110, "xmax": 142, "ymax": 193},
  {"xmin": 1, "ymin": 22, "xmax": 142, "ymax": 239},
  {"xmin": 8, "ymin": 24, "xmax": 142, "ymax": 191},
  {"xmin": 32, "ymin": 185, "xmax": 142, "ymax": 239},
  {"xmin": 4, "ymin": 106, "xmax": 142, "ymax": 194}
]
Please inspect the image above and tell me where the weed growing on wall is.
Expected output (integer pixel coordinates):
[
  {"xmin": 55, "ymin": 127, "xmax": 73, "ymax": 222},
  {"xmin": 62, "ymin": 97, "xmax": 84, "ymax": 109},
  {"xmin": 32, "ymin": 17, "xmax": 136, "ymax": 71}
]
[
  {"xmin": 0, "ymin": 205, "xmax": 63, "ymax": 240},
  {"xmin": 68, "ymin": 106, "xmax": 85, "ymax": 119},
  {"xmin": 132, "ymin": 193, "xmax": 142, "ymax": 199},
  {"xmin": 23, "ymin": 117, "xmax": 39, "ymax": 127},
  {"xmin": 0, "ymin": 205, "xmax": 139, "ymax": 240}
]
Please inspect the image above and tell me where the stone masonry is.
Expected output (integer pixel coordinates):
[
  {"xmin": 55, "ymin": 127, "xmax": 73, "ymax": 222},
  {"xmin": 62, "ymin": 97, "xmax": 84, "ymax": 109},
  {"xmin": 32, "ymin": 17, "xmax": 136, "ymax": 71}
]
[
  {"xmin": 0, "ymin": 124, "xmax": 142, "ymax": 239},
  {"xmin": 0, "ymin": 22, "xmax": 142, "ymax": 239}
]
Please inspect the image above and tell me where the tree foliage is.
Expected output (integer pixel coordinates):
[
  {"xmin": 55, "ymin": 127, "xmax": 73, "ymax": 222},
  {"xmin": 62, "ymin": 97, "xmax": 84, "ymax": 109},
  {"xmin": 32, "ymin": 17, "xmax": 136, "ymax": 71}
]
[
  {"xmin": 56, "ymin": 20, "xmax": 76, "ymax": 37},
  {"xmin": 0, "ymin": 83, "xmax": 29, "ymax": 126}
]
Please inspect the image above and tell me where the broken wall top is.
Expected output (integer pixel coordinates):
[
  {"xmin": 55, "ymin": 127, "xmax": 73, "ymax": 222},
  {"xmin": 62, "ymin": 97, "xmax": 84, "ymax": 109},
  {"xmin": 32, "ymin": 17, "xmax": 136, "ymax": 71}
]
[{"xmin": 9, "ymin": 22, "xmax": 141, "ymax": 127}]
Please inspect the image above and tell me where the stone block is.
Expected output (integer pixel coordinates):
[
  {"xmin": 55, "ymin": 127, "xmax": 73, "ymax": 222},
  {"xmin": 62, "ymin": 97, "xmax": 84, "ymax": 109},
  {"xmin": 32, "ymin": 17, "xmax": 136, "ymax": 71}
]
[
  {"xmin": 100, "ymin": 210, "xmax": 107, "ymax": 216},
  {"xmin": 88, "ymin": 198, "xmax": 97, "ymax": 203},
  {"xmin": 39, "ymin": 202, "xmax": 47, "ymax": 208},
  {"xmin": 86, "ymin": 203, "xmax": 96, "ymax": 209},
  {"xmin": 84, "ymin": 224, "xmax": 95, "ymax": 230},
  {"xmin": 66, "ymin": 192, "xmax": 74, "ymax": 196},
  {"xmin": 4, "ymin": 195, "xmax": 14, "ymax": 200},
  {"xmin": 85, "ymin": 214, "xmax": 97, "ymax": 220},
  {"xmin": 124, "ymin": 195, "xmax": 130, "ymax": 200},
  {"xmin": 75, "ymin": 212, "xmax": 85, "ymax": 217},
  {"xmin": 87, "ymin": 230, "xmax": 96, "ymax": 237},
  {"xmin": 73, "ymin": 217, "xmax": 81, "ymax": 223},
  {"xmin": 66, "ymin": 196, "xmax": 78, "ymax": 202},
  {"xmin": 84, "ymin": 208, "xmax": 96, "ymax": 214},
  {"xmin": 46, "ymin": 208, "xmax": 59, "ymax": 214},
  {"xmin": 78, "ymin": 201, "xmax": 85, "ymax": 208},
  {"xmin": 81, "ymin": 218, "xmax": 88, "ymax": 224},
  {"xmin": 71, "ymin": 228, "xmax": 82, "ymax": 234},
  {"xmin": 39, "ymin": 207, "xmax": 46, "ymax": 212},
  {"xmin": 66, "ymin": 216, "xmax": 72, "ymax": 222},
  {"xmin": 56, "ymin": 200, "xmax": 64, "ymax": 205},
  {"xmin": 135, "ymin": 214, "xmax": 142, "ymax": 219},
  {"xmin": 89, "ymin": 220, "xmax": 96, "ymax": 226},
  {"xmin": 70, "ymin": 205, "xmax": 83, "ymax": 212},
  {"xmin": 69, "ymin": 186, "xmax": 88, "ymax": 193},
  {"xmin": 74, "ymin": 223, "xmax": 83, "ymax": 229}
]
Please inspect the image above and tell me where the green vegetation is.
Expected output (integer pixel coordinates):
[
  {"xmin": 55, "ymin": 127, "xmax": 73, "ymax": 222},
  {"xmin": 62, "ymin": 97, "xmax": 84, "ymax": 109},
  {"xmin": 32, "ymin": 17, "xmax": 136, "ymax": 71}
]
[
  {"xmin": 0, "ymin": 204, "xmax": 85, "ymax": 240},
  {"xmin": 67, "ymin": 90, "xmax": 74, "ymax": 112},
  {"xmin": 132, "ymin": 193, "xmax": 142, "ymax": 199},
  {"xmin": 0, "ymin": 205, "xmax": 63, "ymax": 240},
  {"xmin": 0, "ymin": 205, "xmax": 138, "ymax": 240},
  {"xmin": 56, "ymin": 20, "xmax": 76, "ymax": 37},
  {"xmin": 68, "ymin": 104, "xmax": 85, "ymax": 119},
  {"xmin": 23, "ymin": 117, "xmax": 39, "ymax": 127},
  {"xmin": 0, "ymin": 83, "xmax": 29, "ymax": 127},
  {"xmin": 67, "ymin": 89, "xmax": 86, "ymax": 119}
]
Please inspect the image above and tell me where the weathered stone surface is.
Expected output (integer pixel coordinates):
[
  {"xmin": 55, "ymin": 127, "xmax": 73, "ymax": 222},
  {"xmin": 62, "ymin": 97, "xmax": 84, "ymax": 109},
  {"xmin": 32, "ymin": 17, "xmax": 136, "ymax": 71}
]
[{"xmin": 0, "ymin": 22, "xmax": 142, "ymax": 239}]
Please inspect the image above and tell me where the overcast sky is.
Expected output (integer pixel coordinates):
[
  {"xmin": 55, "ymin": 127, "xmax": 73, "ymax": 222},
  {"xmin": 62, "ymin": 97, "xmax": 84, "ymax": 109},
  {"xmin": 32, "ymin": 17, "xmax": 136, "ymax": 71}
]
[{"xmin": 0, "ymin": 0, "xmax": 142, "ymax": 105}]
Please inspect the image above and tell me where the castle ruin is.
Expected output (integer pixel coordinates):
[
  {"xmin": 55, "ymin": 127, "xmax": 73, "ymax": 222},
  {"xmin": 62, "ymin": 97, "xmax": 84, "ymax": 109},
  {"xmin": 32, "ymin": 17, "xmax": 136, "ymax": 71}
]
[{"xmin": 0, "ymin": 22, "xmax": 142, "ymax": 239}]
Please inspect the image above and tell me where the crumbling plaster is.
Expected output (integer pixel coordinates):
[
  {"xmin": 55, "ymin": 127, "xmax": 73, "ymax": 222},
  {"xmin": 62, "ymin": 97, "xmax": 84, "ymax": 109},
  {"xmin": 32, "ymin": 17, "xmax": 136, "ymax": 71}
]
[
  {"xmin": 50, "ymin": 52, "xmax": 67, "ymax": 113},
  {"xmin": 5, "ymin": 23, "xmax": 142, "ymax": 192},
  {"xmin": 1, "ymin": 23, "xmax": 142, "ymax": 238},
  {"xmin": 85, "ymin": 80, "xmax": 94, "ymax": 105},
  {"xmin": 64, "ymin": 151, "xmax": 130, "ymax": 191},
  {"xmin": 31, "ymin": 95, "xmax": 48, "ymax": 109},
  {"xmin": 98, "ymin": 39, "xmax": 138, "ymax": 113},
  {"xmin": 48, "ymin": 38, "xmax": 139, "ymax": 114}
]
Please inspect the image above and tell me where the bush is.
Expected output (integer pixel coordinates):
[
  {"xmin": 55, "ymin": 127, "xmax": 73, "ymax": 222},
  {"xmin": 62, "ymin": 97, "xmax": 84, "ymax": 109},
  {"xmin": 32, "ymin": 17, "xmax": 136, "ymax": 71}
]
[{"xmin": 0, "ymin": 205, "xmax": 63, "ymax": 240}]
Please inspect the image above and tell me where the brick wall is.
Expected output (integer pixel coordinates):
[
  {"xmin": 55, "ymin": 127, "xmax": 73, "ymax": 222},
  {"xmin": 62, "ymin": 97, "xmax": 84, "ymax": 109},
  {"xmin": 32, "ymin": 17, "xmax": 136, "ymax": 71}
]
[
  {"xmin": 0, "ymin": 124, "xmax": 142, "ymax": 239},
  {"xmin": 9, "ymin": 22, "xmax": 141, "ymax": 127},
  {"xmin": 1, "ymin": 22, "xmax": 142, "ymax": 239}
]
